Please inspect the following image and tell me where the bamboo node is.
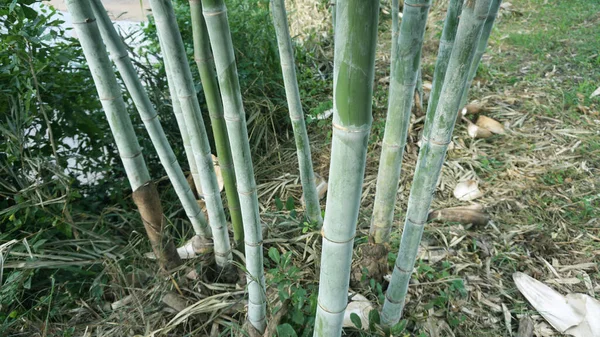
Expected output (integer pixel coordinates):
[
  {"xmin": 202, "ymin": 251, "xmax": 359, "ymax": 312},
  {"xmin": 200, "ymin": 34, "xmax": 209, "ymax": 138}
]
[
  {"xmin": 407, "ymin": 217, "xmax": 427, "ymax": 226},
  {"xmin": 224, "ymin": 115, "xmax": 241, "ymax": 122},
  {"xmin": 322, "ymin": 233, "xmax": 356, "ymax": 244},
  {"xmin": 203, "ymin": 9, "xmax": 227, "ymax": 17},
  {"xmin": 316, "ymin": 300, "xmax": 345, "ymax": 314},
  {"xmin": 385, "ymin": 290, "xmax": 406, "ymax": 305},
  {"xmin": 119, "ymin": 151, "xmax": 142, "ymax": 159},
  {"xmin": 238, "ymin": 187, "xmax": 257, "ymax": 196},
  {"xmin": 332, "ymin": 122, "xmax": 370, "ymax": 133},
  {"xmin": 177, "ymin": 94, "xmax": 195, "ymax": 100},
  {"xmin": 381, "ymin": 140, "xmax": 405, "ymax": 149},
  {"xmin": 113, "ymin": 53, "xmax": 129, "ymax": 62},
  {"xmin": 420, "ymin": 136, "xmax": 452, "ymax": 146},
  {"xmin": 194, "ymin": 56, "xmax": 214, "ymax": 63},
  {"xmin": 394, "ymin": 263, "xmax": 413, "ymax": 274},
  {"xmin": 213, "ymin": 249, "xmax": 232, "ymax": 257},
  {"xmin": 72, "ymin": 18, "xmax": 97, "ymax": 25},
  {"xmin": 141, "ymin": 114, "xmax": 159, "ymax": 122},
  {"xmin": 244, "ymin": 240, "xmax": 263, "ymax": 247},
  {"xmin": 404, "ymin": 0, "xmax": 432, "ymax": 8},
  {"xmin": 208, "ymin": 113, "xmax": 225, "ymax": 120}
]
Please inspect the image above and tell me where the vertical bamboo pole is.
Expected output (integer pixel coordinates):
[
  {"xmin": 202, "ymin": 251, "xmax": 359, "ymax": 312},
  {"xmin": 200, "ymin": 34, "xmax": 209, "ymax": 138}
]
[
  {"xmin": 270, "ymin": 0, "xmax": 323, "ymax": 226},
  {"xmin": 89, "ymin": 0, "xmax": 211, "ymax": 240},
  {"xmin": 313, "ymin": 1, "xmax": 380, "ymax": 336},
  {"xmin": 201, "ymin": 0, "xmax": 267, "ymax": 332},
  {"xmin": 189, "ymin": 0, "xmax": 244, "ymax": 247},
  {"xmin": 381, "ymin": 0, "xmax": 493, "ymax": 326},
  {"xmin": 148, "ymin": 0, "xmax": 232, "ymax": 269},
  {"xmin": 64, "ymin": 0, "xmax": 181, "ymax": 270},
  {"xmin": 370, "ymin": 0, "xmax": 432, "ymax": 244},
  {"xmin": 423, "ymin": 0, "xmax": 463, "ymax": 140},
  {"xmin": 459, "ymin": 0, "xmax": 502, "ymax": 108},
  {"xmin": 391, "ymin": 0, "xmax": 400, "ymax": 72}
]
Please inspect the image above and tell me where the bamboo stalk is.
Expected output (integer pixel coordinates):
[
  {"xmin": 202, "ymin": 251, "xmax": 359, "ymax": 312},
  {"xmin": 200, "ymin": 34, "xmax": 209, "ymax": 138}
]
[
  {"xmin": 89, "ymin": 0, "xmax": 211, "ymax": 240},
  {"xmin": 313, "ymin": 1, "xmax": 379, "ymax": 336},
  {"xmin": 270, "ymin": 0, "xmax": 323, "ymax": 226},
  {"xmin": 155, "ymin": 32, "xmax": 204, "ymax": 203},
  {"xmin": 423, "ymin": 0, "xmax": 463, "ymax": 140},
  {"xmin": 381, "ymin": 0, "xmax": 493, "ymax": 326},
  {"xmin": 391, "ymin": 0, "xmax": 399, "ymax": 72},
  {"xmin": 189, "ymin": 0, "xmax": 244, "ymax": 247},
  {"xmin": 64, "ymin": 0, "xmax": 181, "ymax": 270},
  {"xmin": 161, "ymin": 38, "xmax": 202, "ymax": 198},
  {"xmin": 148, "ymin": 0, "xmax": 232, "ymax": 269},
  {"xmin": 459, "ymin": 0, "xmax": 502, "ymax": 108},
  {"xmin": 370, "ymin": 0, "xmax": 431, "ymax": 244},
  {"xmin": 201, "ymin": 0, "xmax": 267, "ymax": 332}
]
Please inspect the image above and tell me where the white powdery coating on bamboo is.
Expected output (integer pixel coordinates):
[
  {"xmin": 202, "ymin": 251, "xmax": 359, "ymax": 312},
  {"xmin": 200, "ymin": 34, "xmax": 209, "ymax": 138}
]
[
  {"xmin": 64, "ymin": 0, "xmax": 150, "ymax": 191},
  {"xmin": 89, "ymin": 0, "xmax": 210, "ymax": 238},
  {"xmin": 149, "ymin": 0, "xmax": 231, "ymax": 267}
]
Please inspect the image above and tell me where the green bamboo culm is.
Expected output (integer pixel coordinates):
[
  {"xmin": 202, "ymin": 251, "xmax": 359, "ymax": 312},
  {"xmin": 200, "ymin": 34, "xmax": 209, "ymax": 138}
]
[
  {"xmin": 64, "ymin": 0, "xmax": 181, "ymax": 270},
  {"xmin": 313, "ymin": 1, "xmax": 379, "ymax": 336},
  {"xmin": 381, "ymin": 0, "xmax": 493, "ymax": 326},
  {"xmin": 89, "ymin": 0, "xmax": 211, "ymax": 240},
  {"xmin": 161, "ymin": 38, "xmax": 202, "ymax": 197},
  {"xmin": 148, "ymin": 0, "xmax": 232, "ymax": 269},
  {"xmin": 189, "ymin": 0, "xmax": 244, "ymax": 247},
  {"xmin": 370, "ymin": 0, "xmax": 431, "ymax": 244},
  {"xmin": 270, "ymin": 0, "xmax": 323, "ymax": 227},
  {"xmin": 201, "ymin": 0, "xmax": 267, "ymax": 332},
  {"xmin": 391, "ymin": 0, "xmax": 399, "ymax": 72},
  {"xmin": 459, "ymin": 0, "xmax": 502, "ymax": 108},
  {"xmin": 423, "ymin": 0, "xmax": 463, "ymax": 140}
]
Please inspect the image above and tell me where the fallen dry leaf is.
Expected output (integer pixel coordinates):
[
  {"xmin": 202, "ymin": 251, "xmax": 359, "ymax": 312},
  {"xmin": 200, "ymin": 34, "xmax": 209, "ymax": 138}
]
[
  {"xmin": 453, "ymin": 180, "xmax": 484, "ymax": 201},
  {"xmin": 467, "ymin": 122, "xmax": 493, "ymax": 139},
  {"xmin": 476, "ymin": 115, "xmax": 506, "ymax": 134},
  {"xmin": 342, "ymin": 293, "xmax": 373, "ymax": 330},
  {"xmin": 513, "ymin": 272, "xmax": 600, "ymax": 337}
]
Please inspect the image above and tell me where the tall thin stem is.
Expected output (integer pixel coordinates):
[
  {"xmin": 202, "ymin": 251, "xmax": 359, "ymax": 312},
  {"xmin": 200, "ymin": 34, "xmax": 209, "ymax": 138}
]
[
  {"xmin": 313, "ymin": 1, "xmax": 379, "ymax": 336},
  {"xmin": 423, "ymin": 0, "xmax": 463, "ymax": 140},
  {"xmin": 370, "ymin": 0, "xmax": 432, "ymax": 244},
  {"xmin": 64, "ymin": 0, "xmax": 181, "ymax": 270},
  {"xmin": 270, "ymin": 0, "xmax": 323, "ymax": 226},
  {"xmin": 189, "ymin": 0, "xmax": 244, "ymax": 247},
  {"xmin": 160, "ymin": 38, "xmax": 202, "ymax": 197},
  {"xmin": 459, "ymin": 0, "xmax": 502, "ymax": 108},
  {"xmin": 201, "ymin": 0, "xmax": 267, "ymax": 332},
  {"xmin": 89, "ymin": 0, "xmax": 210, "ymax": 239},
  {"xmin": 381, "ymin": 0, "xmax": 493, "ymax": 326},
  {"xmin": 391, "ymin": 0, "xmax": 399, "ymax": 73},
  {"xmin": 148, "ymin": 0, "xmax": 232, "ymax": 269}
]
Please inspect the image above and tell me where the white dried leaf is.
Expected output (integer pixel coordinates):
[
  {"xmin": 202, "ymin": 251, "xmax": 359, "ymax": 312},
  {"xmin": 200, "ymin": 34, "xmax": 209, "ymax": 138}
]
[
  {"xmin": 467, "ymin": 123, "xmax": 493, "ymax": 139},
  {"xmin": 342, "ymin": 293, "xmax": 373, "ymax": 330},
  {"xmin": 453, "ymin": 180, "xmax": 483, "ymax": 201},
  {"xmin": 513, "ymin": 272, "xmax": 600, "ymax": 337}
]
